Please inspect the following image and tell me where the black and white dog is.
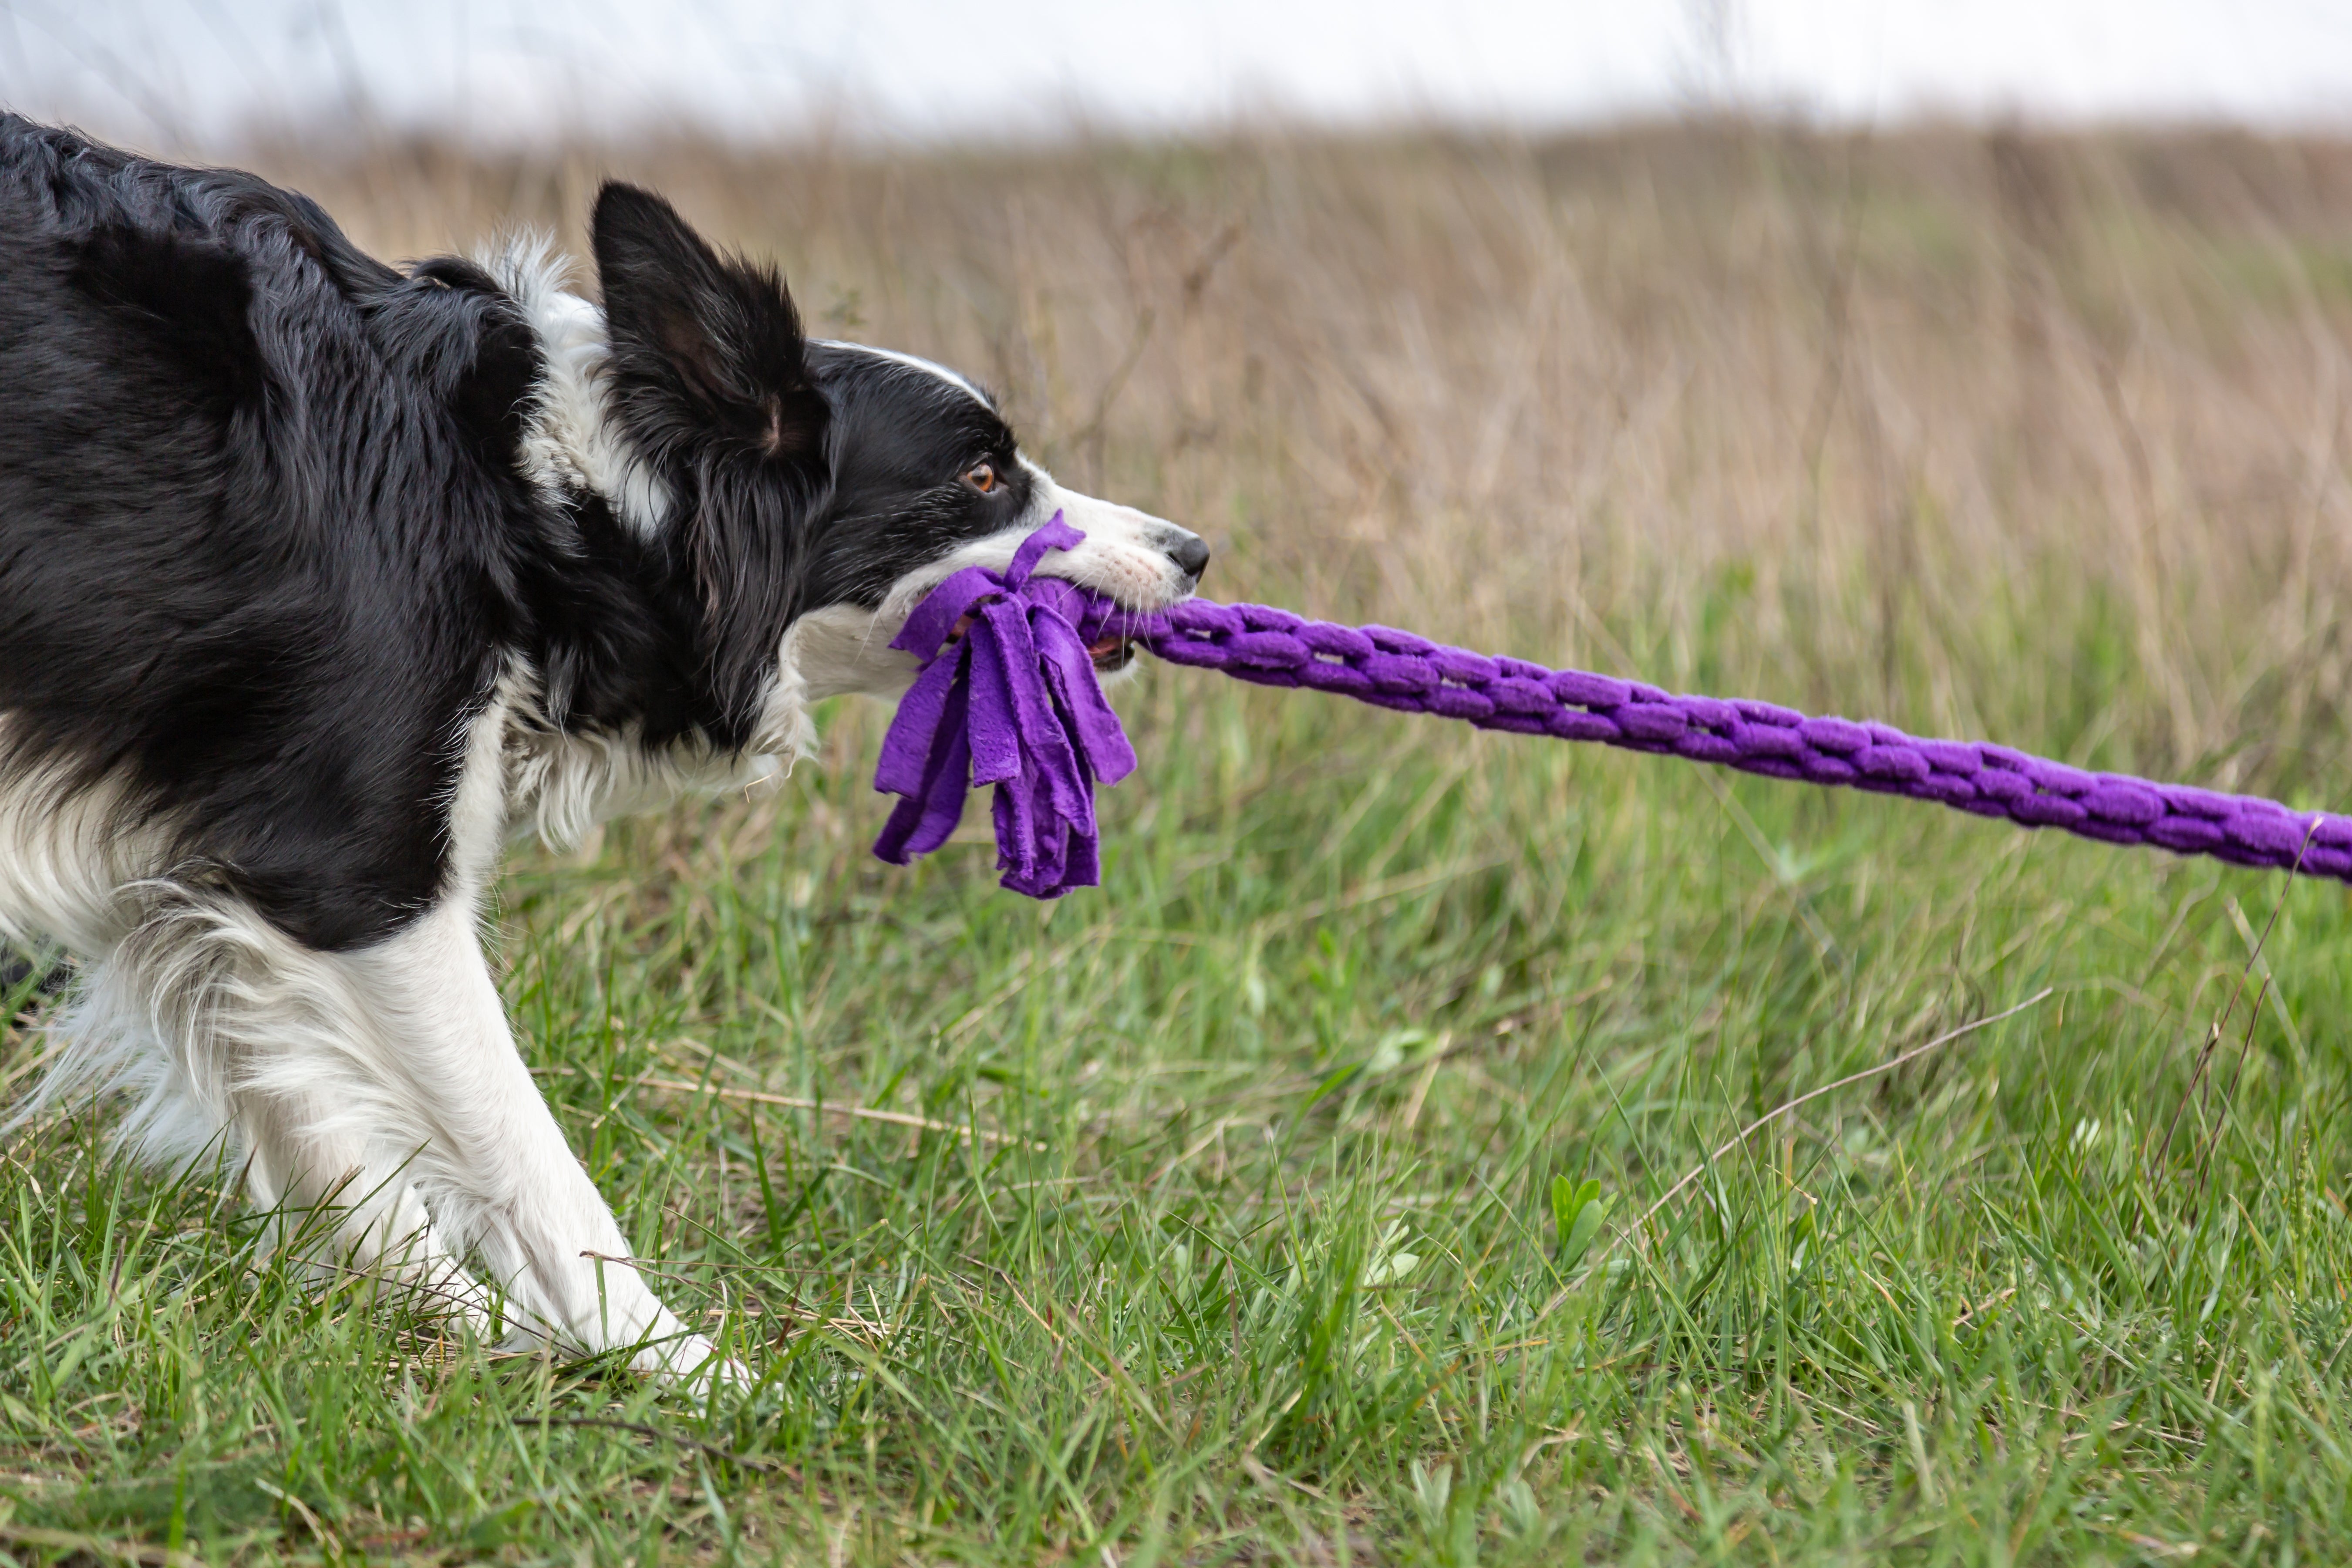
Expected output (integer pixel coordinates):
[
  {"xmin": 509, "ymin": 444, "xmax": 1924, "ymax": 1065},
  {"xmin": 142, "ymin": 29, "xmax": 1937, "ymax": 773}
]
[{"xmin": 0, "ymin": 117, "xmax": 1206, "ymax": 1384}]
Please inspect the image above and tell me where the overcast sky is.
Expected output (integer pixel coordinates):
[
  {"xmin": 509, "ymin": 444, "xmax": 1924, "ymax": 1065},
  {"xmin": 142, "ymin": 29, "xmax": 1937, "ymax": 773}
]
[{"xmin": 3, "ymin": 0, "xmax": 2349, "ymax": 152}]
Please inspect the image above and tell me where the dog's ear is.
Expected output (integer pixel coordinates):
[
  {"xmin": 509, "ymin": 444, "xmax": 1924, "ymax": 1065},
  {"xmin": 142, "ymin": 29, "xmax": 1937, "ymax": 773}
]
[
  {"xmin": 593, "ymin": 182, "xmax": 830, "ymax": 732},
  {"xmin": 592, "ymin": 182, "xmax": 827, "ymax": 466}
]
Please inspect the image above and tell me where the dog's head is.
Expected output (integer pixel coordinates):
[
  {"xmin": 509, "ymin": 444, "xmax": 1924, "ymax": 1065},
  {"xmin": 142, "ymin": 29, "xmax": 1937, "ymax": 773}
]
[{"xmin": 589, "ymin": 183, "xmax": 1207, "ymax": 737}]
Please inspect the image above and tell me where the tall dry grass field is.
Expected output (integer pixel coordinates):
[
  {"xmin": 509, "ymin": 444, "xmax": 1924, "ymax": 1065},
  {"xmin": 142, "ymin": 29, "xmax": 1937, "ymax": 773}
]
[{"xmin": 7, "ymin": 125, "xmax": 2352, "ymax": 1564}]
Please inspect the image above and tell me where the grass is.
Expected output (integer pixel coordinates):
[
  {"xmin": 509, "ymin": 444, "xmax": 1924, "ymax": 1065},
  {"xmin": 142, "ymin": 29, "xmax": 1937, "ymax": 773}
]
[{"xmin": 7, "ymin": 122, "xmax": 2352, "ymax": 1563}]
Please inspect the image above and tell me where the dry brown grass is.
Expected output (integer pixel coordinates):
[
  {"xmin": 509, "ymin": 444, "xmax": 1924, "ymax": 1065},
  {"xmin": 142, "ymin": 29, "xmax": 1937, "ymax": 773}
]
[{"xmin": 246, "ymin": 123, "xmax": 2352, "ymax": 797}]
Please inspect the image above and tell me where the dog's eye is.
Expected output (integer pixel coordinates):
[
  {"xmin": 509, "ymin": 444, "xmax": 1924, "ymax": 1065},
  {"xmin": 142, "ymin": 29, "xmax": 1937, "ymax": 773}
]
[{"xmin": 962, "ymin": 462, "xmax": 999, "ymax": 494}]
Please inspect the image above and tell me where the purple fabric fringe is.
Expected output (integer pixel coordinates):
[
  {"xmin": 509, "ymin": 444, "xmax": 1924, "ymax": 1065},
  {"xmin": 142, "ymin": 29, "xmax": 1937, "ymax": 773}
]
[
  {"xmin": 873, "ymin": 516, "xmax": 1136, "ymax": 897},
  {"xmin": 876, "ymin": 520, "xmax": 2352, "ymax": 894}
]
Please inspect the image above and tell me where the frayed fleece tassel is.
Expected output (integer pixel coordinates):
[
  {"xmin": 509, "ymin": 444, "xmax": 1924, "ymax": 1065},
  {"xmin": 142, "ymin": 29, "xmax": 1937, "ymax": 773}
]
[{"xmin": 872, "ymin": 516, "xmax": 1137, "ymax": 897}]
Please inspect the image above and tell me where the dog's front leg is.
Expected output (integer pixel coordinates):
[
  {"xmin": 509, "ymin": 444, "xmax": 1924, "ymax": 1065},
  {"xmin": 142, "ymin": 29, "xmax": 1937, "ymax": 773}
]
[
  {"xmin": 236, "ymin": 1089, "xmax": 492, "ymax": 1326},
  {"xmin": 339, "ymin": 899, "xmax": 738, "ymax": 1389}
]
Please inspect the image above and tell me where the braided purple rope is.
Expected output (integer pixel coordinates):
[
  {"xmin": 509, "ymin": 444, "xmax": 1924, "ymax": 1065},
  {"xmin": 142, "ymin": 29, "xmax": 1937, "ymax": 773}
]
[{"xmin": 876, "ymin": 519, "xmax": 2350, "ymax": 894}]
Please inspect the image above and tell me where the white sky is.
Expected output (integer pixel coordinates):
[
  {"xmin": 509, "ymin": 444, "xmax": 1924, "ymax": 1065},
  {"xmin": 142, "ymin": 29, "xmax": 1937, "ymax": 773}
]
[{"xmin": 2, "ymin": 0, "xmax": 2349, "ymax": 151}]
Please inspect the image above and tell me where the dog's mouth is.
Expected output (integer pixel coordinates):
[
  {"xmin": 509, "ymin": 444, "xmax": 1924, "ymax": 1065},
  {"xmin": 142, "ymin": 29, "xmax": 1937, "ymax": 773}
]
[{"xmin": 946, "ymin": 613, "xmax": 1136, "ymax": 673}]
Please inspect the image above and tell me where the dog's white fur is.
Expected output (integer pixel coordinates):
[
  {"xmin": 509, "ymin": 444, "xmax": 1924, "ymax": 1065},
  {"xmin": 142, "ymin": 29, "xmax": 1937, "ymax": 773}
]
[{"xmin": 2, "ymin": 242, "xmax": 1196, "ymax": 1389}]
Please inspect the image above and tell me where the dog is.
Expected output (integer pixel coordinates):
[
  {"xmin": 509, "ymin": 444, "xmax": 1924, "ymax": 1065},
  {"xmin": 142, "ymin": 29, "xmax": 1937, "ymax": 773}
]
[{"xmin": 0, "ymin": 116, "xmax": 1207, "ymax": 1385}]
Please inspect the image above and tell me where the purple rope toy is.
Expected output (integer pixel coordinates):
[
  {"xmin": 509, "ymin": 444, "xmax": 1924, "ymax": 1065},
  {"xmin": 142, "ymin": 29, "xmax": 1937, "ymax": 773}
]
[{"xmin": 875, "ymin": 517, "xmax": 2352, "ymax": 898}]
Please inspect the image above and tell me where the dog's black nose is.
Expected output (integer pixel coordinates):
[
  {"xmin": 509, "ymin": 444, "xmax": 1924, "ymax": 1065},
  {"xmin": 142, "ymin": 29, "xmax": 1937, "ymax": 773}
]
[{"xmin": 1163, "ymin": 528, "xmax": 1210, "ymax": 583}]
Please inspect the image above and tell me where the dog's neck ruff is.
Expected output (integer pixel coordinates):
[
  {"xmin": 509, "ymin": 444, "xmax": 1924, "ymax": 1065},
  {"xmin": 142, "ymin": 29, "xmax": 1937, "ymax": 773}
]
[
  {"xmin": 877, "ymin": 522, "xmax": 2352, "ymax": 895},
  {"xmin": 490, "ymin": 241, "xmax": 671, "ymax": 540}
]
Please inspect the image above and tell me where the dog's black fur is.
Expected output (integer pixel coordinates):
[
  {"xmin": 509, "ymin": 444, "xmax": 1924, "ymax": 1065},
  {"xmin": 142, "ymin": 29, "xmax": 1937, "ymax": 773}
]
[{"xmin": 0, "ymin": 117, "xmax": 1068, "ymax": 952}]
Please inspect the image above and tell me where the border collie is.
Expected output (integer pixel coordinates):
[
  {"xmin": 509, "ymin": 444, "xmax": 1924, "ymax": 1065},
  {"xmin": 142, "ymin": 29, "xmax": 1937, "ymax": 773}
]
[{"xmin": 0, "ymin": 117, "xmax": 1206, "ymax": 1386}]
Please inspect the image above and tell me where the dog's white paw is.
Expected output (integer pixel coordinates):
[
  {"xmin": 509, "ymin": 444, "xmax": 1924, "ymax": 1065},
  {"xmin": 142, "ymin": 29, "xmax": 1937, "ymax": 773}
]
[{"xmin": 637, "ymin": 1333, "xmax": 750, "ymax": 1396}]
